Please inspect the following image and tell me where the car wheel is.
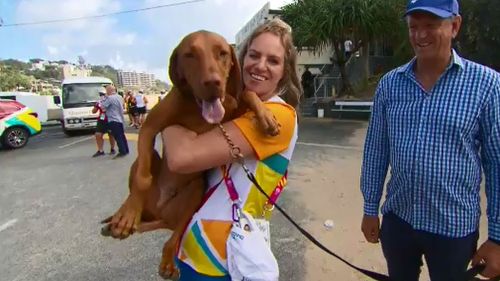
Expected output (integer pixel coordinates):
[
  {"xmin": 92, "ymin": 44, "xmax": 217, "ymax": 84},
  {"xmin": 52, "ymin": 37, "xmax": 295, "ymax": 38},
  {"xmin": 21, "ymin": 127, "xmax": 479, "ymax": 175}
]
[{"xmin": 1, "ymin": 127, "xmax": 30, "ymax": 149}]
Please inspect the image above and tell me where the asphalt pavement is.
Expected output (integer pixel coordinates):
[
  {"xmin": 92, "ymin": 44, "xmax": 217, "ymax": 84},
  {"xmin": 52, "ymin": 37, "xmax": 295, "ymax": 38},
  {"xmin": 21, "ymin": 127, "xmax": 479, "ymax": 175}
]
[{"xmin": 0, "ymin": 118, "xmax": 367, "ymax": 281}]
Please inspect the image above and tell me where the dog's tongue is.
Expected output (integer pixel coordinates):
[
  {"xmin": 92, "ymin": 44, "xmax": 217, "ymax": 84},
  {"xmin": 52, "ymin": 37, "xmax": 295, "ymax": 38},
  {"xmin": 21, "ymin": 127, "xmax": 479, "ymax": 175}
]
[{"xmin": 202, "ymin": 98, "xmax": 225, "ymax": 124}]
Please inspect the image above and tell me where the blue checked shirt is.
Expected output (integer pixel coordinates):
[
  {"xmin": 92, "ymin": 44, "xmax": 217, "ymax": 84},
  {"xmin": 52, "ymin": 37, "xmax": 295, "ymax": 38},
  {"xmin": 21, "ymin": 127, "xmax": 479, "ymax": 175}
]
[{"xmin": 361, "ymin": 50, "xmax": 500, "ymax": 240}]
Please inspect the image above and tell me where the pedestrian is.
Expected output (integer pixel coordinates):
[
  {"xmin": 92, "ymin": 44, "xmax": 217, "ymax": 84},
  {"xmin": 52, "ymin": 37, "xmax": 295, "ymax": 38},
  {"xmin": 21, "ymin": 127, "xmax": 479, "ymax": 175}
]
[
  {"xmin": 360, "ymin": 0, "xmax": 500, "ymax": 280},
  {"xmin": 301, "ymin": 66, "xmax": 313, "ymax": 98},
  {"xmin": 161, "ymin": 18, "xmax": 301, "ymax": 280},
  {"xmin": 91, "ymin": 89, "xmax": 116, "ymax": 157},
  {"xmin": 344, "ymin": 39, "xmax": 353, "ymax": 60},
  {"xmin": 124, "ymin": 90, "xmax": 137, "ymax": 127},
  {"xmin": 101, "ymin": 85, "xmax": 129, "ymax": 159},
  {"xmin": 134, "ymin": 90, "xmax": 148, "ymax": 128}
]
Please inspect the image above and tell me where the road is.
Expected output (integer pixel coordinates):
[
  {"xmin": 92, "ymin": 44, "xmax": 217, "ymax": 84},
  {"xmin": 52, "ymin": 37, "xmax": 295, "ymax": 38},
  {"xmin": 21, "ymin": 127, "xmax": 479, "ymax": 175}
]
[{"xmin": 0, "ymin": 118, "xmax": 489, "ymax": 281}]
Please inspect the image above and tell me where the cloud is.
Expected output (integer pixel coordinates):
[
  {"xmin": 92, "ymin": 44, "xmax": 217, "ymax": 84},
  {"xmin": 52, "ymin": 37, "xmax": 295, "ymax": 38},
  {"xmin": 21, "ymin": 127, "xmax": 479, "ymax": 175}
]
[
  {"xmin": 10, "ymin": 0, "xmax": 293, "ymax": 82},
  {"xmin": 47, "ymin": 46, "xmax": 58, "ymax": 55}
]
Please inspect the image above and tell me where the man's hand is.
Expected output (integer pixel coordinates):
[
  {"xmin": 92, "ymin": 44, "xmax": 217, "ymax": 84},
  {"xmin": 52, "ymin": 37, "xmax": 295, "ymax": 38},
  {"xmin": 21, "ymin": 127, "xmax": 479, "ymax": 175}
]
[
  {"xmin": 361, "ymin": 215, "xmax": 380, "ymax": 243},
  {"xmin": 471, "ymin": 240, "xmax": 500, "ymax": 278}
]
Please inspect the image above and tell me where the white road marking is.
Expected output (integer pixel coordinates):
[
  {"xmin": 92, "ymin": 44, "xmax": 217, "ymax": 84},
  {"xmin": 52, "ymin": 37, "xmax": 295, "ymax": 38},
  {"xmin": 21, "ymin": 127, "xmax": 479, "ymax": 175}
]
[
  {"xmin": 58, "ymin": 136, "xmax": 93, "ymax": 149},
  {"xmin": 0, "ymin": 219, "xmax": 18, "ymax": 233},
  {"xmin": 297, "ymin": 141, "xmax": 361, "ymax": 151}
]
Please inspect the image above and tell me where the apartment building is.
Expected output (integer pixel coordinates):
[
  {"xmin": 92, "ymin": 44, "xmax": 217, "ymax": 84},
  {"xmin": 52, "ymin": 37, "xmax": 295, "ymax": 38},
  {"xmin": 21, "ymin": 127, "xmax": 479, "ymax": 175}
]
[{"xmin": 117, "ymin": 71, "xmax": 155, "ymax": 88}]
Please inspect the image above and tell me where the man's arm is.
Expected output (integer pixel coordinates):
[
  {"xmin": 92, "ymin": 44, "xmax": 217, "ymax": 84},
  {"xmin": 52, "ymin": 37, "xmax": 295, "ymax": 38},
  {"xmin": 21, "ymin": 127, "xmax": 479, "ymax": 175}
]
[
  {"xmin": 480, "ymin": 78, "xmax": 500, "ymax": 243},
  {"xmin": 101, "ymin": 96, "xmax": 111, "ymax": 110},
  {"xmin": 472, "ymin": 76, "xmax": 500, "ymax": 279},
  {"xmin": 360, "ymin": 80, "xmax": 390, "ymax": 216}
]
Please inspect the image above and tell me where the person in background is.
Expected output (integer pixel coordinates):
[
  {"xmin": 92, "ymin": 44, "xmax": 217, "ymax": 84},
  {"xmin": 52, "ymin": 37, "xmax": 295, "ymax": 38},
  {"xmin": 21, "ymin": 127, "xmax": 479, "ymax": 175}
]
[
  {"xmin": 101, "ymin": 85, "xmax": 129, "ymax": 159},
  {"xmin": 124, "ymin": 90, "xmax": 137, "ymax": 128},
  {"xmin": 134, "ymin": 89, "xmax": 148, "ymax": 128},
  {"xmin": 344, "ymin": 39, "xmax": 353, "ymax": 60},
  {"xmin": 91, "ymin": 89, "xmax": 116, "ymax": 157},
  {"xmin": 360, "ymin": 0, "xmax": 500, "ymax": 280},
  {"xmin": 301, "ymin": 66, "xmax": 313, "ymax": 98}
]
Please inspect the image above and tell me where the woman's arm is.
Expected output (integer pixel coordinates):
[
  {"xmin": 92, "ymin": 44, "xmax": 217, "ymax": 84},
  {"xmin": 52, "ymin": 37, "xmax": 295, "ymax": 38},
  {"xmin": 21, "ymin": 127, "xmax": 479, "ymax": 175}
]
[
  {"xmin": 163, "ymin": 102, "xmax": 296, "ymax": 174},
  {"xmin": 162, "ymin": 121, "xmax": 255, "ymax": 174}
]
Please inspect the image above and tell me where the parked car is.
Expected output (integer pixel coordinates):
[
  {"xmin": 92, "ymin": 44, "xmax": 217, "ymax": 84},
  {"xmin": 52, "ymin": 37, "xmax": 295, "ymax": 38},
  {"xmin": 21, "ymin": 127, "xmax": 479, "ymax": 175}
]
[{"xmin": 0, "ymin": 99, "xmax": 42, "ymax": 149}]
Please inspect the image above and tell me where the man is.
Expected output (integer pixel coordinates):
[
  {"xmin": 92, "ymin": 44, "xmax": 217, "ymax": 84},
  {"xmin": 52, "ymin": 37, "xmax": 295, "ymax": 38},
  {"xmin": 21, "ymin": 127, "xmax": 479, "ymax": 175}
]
[
  {"xmin": 134, "ymin": 89, "xmax": 148, "ymax": 128},
  {"xmin": 101, "ymin": 85, "xmax": 129, "ymax": 158},
  {"xmin": 301, "ymin": 66, "xmax": 313, "ymax": 98},
  {"xmin": 91, "ymin": 89, "xmax": 116, "ymax": 157},
  {"xmin": 344, "ymin": 39, "xmax": 353, "ymax": 60},
  {"xmin": 360, "ymin": 0, "xmax": 500, "ymax": 280}
]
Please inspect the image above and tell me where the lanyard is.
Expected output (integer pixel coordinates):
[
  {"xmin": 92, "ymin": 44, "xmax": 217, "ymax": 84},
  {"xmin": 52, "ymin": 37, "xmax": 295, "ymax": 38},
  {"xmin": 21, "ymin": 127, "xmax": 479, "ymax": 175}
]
[{"xmin": 221, "ymin": 164, "xmax": 287, "ymax": 221}]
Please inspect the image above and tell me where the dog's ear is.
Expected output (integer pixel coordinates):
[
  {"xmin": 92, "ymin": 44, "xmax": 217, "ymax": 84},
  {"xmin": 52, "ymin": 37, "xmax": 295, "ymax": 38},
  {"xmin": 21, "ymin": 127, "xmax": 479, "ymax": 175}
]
[
  {"xmin": 226, "ymin": 45, "xmax": 243, "ymax": 99},
  {"xmin": 168, "ymin": 46, "xmax": 183, "ymax": 87}
]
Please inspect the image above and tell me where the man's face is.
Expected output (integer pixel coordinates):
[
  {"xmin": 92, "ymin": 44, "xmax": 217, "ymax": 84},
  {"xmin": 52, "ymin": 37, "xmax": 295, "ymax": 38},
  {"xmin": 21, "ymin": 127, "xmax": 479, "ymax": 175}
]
[
  {"xmin": 105, "ymin": 85, "xmax": 115, "ymax": 95},
  {"xmin": 407, "ymin": 12, "xmax": 462, "ymax": 61}
]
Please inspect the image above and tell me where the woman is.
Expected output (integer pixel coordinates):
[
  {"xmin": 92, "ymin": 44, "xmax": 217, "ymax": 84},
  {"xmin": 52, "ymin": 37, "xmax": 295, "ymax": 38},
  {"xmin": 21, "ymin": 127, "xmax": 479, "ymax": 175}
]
[
  {"xmin": 134, "ymin": 90, "xmax": 148, "ymax": 128},
  {"xmin": 162, "ymin": 18, "xmax": 301, "ymax": 280},
  {"xmin": 124, "ymin": 90, "xmax": 137, "ymax": 127}
]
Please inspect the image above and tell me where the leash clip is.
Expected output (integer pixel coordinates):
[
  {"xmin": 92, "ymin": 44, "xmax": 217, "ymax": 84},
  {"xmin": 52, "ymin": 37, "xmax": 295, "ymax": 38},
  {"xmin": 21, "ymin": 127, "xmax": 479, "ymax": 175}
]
[{"xmin": 232, "ymin": 203, "xmax": 241, "ymax": 222}]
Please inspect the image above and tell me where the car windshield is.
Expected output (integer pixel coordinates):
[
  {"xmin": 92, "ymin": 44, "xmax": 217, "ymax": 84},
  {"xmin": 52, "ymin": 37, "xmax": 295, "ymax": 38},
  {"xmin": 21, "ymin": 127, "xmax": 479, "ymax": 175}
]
[{"xmin": 62, "ymin": 83, "xmax": 108, "ymax": 108}]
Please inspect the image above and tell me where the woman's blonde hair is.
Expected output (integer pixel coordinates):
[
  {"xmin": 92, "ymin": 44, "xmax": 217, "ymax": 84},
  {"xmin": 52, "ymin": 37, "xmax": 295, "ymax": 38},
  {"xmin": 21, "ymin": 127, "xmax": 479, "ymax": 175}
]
[{"xmin": 238, "ymin": 18, "xmax": 302, "ymax": 109}]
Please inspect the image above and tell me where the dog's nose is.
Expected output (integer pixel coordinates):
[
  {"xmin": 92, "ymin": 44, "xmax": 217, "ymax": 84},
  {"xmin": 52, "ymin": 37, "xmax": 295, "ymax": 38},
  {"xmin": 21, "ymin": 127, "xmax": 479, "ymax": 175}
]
[{"xmin": 203, "ymin": 75, "xmax": 222, "ymax": 88}]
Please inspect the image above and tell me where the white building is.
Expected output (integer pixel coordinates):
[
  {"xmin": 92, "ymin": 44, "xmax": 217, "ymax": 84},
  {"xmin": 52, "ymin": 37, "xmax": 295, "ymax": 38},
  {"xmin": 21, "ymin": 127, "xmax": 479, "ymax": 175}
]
[
  {"xmin": 30, "ymin": 60, "xmax": 49, "ymax": 71},
  {"xmin": 235, "ymin": 2, "xmax": 331, "ymax": 77},
  {"xmin": 62, "ymin": 64, "xmax": 91, "ymax": 79},
  {"xmin": 117, "ymin": 71, "xmax": 155, "ymax": 88}
]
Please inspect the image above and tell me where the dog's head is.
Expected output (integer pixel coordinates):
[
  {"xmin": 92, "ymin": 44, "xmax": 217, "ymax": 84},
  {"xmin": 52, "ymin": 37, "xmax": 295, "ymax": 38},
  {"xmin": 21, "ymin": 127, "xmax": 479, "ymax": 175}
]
[{"xmin": 169, "ymin": 30, "xmax": 242, "ymax": 124}]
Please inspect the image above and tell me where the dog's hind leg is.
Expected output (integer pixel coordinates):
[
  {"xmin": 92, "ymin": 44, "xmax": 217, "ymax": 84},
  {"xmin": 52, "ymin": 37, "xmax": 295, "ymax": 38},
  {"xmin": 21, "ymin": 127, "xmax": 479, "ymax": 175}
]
[{"xmin": 158, "ymin": 176, "xmax": 205, "ymax": 280}]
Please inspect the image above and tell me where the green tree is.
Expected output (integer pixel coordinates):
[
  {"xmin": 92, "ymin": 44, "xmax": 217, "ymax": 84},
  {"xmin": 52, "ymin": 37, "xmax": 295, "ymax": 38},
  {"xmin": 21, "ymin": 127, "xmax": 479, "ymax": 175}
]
[
  {"xmin": 458, "ymin": 0, "xmax": 500, "ymax": 71},
  {"xmin": 25, "ymin": 65, "xmax": 62, "ymax": 80},
  {"xmin": 91, "ymin": 65, "xmax": 118, "ymax": 85},
  {"xmin": 282, "ymin": 0, "xmax": 405, "ymax": 96},
  {"xmin": 0, "ymin": 70, "xmax": 32, "ymax": 91},
  {"xmin": 29, "ymin": 58, "xmax": 44, "ymax": 64},
  {"xmin": 1, "ymin": 59, "xmax": 29, "ymax": 72}
]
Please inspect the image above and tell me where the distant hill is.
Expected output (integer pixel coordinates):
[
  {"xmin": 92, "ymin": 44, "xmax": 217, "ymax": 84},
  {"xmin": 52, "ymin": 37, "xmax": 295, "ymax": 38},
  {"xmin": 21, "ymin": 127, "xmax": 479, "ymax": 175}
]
[
  {"xmin": 90, "ymin": 65, "xmax": 118, "ymax": 85},
  {"xmin": 0, "ymin": 58, "xmax": 170, "ymax": 92}
]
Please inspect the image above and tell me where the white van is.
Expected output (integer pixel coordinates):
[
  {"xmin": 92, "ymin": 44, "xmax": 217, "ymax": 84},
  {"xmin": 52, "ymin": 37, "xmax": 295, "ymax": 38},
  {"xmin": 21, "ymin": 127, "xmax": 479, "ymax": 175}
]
[{"xmin": 54, "ymin": 77, "xmax": 112, "ymax": 135}]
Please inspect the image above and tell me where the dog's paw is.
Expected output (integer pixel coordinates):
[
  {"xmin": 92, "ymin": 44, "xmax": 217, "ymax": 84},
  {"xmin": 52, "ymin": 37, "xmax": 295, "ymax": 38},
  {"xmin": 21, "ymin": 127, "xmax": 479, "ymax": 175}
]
[
  {"xmin": 104, "ymin": 195, "xmax": 143, "ymax": 239},
  {"xmin": 256, "ymin": 108, "xmax": 280, "ymax": 136},
  {"xmin": 159, "ymin": 239, "xmax": 180, "ymax": 280},
  {"xmin": 159, "ymin": 255, "xmax": 179, "ymax": 280}
]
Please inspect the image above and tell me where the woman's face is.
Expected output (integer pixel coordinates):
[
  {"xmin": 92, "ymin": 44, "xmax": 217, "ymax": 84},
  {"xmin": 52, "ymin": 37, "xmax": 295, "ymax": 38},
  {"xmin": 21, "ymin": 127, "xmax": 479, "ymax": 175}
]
[{"xmin": 242, "ymin": 32, "xmax": 285, "ymax": 100}]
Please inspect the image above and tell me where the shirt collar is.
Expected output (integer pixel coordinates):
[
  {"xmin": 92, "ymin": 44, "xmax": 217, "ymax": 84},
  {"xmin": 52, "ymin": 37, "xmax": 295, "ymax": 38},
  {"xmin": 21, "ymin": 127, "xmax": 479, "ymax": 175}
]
[{"xmin": 397, "ymin": 49, "xmax": 464, "ymax": 75}]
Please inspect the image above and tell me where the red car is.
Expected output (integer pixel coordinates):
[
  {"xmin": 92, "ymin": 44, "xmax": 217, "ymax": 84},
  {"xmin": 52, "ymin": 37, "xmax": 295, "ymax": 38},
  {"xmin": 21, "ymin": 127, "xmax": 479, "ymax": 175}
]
[{"xmin": 0, "ymin": 99, "xmax": 42, "ymax": 149}]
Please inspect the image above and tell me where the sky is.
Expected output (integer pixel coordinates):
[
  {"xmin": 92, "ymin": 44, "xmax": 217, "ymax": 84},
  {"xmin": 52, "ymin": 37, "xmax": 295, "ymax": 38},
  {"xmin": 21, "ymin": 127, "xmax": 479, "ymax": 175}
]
[{"xmin": 0, "ymin": 0, "xmax": 293, "ymax": 82}]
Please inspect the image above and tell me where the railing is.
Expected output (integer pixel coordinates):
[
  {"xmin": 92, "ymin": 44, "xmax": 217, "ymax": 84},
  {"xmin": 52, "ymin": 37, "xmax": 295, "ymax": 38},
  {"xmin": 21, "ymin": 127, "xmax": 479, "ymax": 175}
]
[
  {"xmin": 330, "ymin": 100, "xmax": 373, "ymax": 119},
  {"xmin": 313, "ymin": 76, "xmax": 341, "ymax": 101}
]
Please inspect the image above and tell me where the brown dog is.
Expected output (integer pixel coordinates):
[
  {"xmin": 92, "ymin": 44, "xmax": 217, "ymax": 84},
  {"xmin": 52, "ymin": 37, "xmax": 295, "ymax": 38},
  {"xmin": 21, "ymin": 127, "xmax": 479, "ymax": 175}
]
[{"xmin": 101, "ymin": 30, "xmax": 278, "ymax": 279}]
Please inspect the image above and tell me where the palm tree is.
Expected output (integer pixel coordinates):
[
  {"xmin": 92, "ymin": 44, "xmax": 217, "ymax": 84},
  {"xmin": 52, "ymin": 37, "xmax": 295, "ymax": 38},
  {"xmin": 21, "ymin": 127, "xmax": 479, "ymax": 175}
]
[{"xmin": 282, "ymin": 0, "xmax": 404, "ymax": 97}]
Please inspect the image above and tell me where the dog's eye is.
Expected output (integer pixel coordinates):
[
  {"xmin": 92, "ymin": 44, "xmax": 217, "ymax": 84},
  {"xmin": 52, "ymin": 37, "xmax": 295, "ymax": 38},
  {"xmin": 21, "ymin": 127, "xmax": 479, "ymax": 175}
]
[
  {"xmin": 219, "ymin": 50, "xmax": 229, "ymax": 59},
  {"xmin": 184, "ymin": 52, "xmax": 195, "ymax": 59}
]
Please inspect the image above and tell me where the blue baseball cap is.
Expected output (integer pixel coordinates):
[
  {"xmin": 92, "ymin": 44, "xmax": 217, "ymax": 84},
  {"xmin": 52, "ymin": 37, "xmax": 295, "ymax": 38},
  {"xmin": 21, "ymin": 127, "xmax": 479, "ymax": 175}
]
[{"xmin": 405, "ymin": 0, "xmax": 459, "ymax": 18}]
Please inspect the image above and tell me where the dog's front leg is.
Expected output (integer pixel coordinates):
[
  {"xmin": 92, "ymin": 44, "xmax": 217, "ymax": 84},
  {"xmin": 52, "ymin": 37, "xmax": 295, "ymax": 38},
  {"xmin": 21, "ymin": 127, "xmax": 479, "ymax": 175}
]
[
  {"xmin": 241, "ymin": 90, "xmax": 280, "ymax": 136},
  {"xmin": 105, "ymin": 91, "xmax": 181, "ymax": 238}
]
